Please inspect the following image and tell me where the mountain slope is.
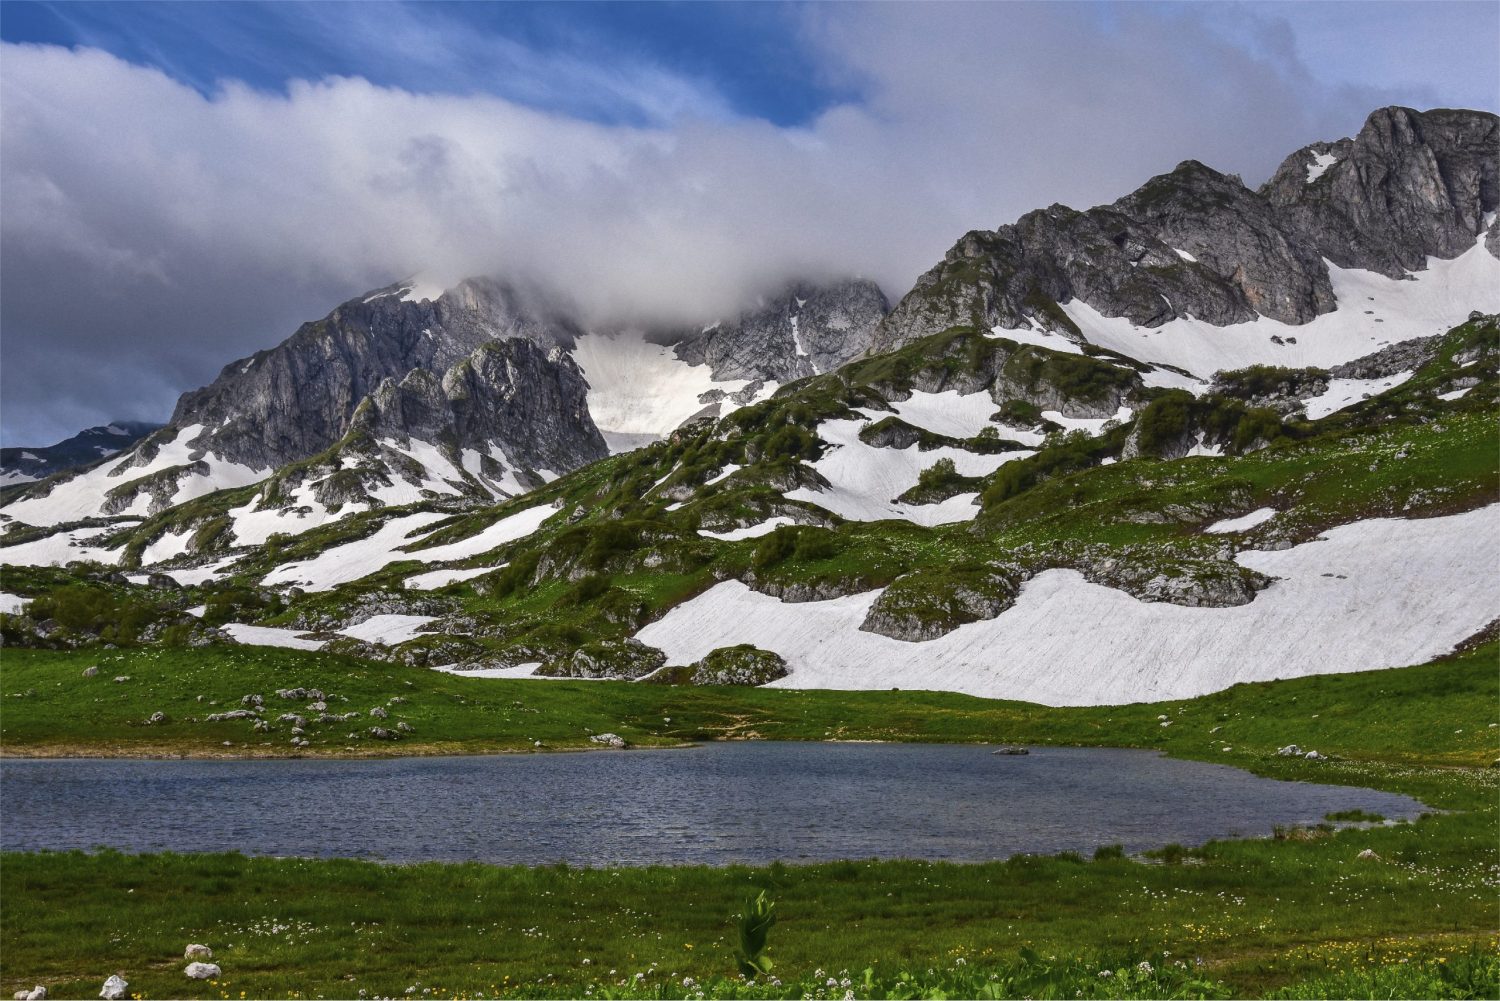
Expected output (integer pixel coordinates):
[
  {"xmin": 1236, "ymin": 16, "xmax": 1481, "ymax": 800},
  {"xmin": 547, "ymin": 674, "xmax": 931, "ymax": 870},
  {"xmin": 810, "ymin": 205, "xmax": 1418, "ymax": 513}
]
[{"xmin": 0, "ymin": 421, "xmax": 162, "ymax": 486}]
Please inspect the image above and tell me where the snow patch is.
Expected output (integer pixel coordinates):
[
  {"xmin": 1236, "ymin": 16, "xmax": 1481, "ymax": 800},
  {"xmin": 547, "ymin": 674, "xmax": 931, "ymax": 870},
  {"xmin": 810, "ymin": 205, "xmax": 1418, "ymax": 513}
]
[
  {"xmin": 405, "ymin": 565, "xmax": 496, "ymax": 591},
  {"xmin": 1062, "ymin": 241, "xmax": 1500, "ymax": 379},
  {"xmin": 338, "ymin": 614, "xmax": 436, "ymax": 645},
  {"xmin": 1438, "ymin": 387, "xmax": 1474, "ymax": 401},
  {"xmin": 0, "ymin": 592, "xmax": 28, "ymax": 614},
  {"xmin": 699, "ymin": 517, "xmax": 794, "ymax": 541},
  {"xmin": 639, "ymin": 505, "xmax": 1500, "ymax": 705},
  {"xmin": 1306, "ymin": 151, "xmax": 1339, "ymax": 183},
  {"xmin": 222, "ymin": 623, "xmax": 325, "ymax": 651},
  {"xmin": 1206, "ymin": 507, "xmax": 1277, "ymax": 534},
  {"xmin": 1303, "ymin": 371, "xmax": 1414, "ymax": 420}
]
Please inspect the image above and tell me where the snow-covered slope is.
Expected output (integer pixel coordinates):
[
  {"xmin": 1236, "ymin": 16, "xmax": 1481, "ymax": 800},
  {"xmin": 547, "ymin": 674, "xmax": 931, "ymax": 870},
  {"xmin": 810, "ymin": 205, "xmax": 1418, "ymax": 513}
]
[
  {"xmin": 571, "ymin": 331, "xmax": 776, "ymax": 447},
  {"xmin": 639, "ymin": 505, "xmax": 1500, "ymax": 705},
  {"xmin": 1, "ymin": 425, "xmax": 265, "ymax": 528},
  {"xmin": 1064, "ymin": 239, "xmax": 1500, "ymax": 381}
]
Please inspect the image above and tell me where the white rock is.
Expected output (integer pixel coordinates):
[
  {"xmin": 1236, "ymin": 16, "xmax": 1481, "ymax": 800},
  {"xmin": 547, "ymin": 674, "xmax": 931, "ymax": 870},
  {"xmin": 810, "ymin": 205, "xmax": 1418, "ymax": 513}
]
[
  {"xmin": 1304, "ymin": 750, "xmax": 1326, "ymax": 760},
  {"xmin": 184, "ymin": 944, "xmax": 213, "ymax": 960},
  {"xmin": 99, "ymin": 976, "xmax": 128, "ymax": 1000},
  {"xmin": 25, "ymin": 988, "xmax": 47, "ymax": 1001},
  {"xmin": 1356, "ymin": 848, "xmax": 1381, "ymax": 861},
  {"xmin": 1275, "ymin": 744, "xmax": 1303, "ymax": 757},
  {"xmin": 184, "ymin": 962, "xmax": 221, "ymax": 979}
]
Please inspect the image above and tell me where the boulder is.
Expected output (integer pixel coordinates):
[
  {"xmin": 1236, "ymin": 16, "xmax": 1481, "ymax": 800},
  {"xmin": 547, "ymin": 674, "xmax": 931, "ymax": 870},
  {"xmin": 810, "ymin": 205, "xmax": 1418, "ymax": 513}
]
[
  {"xmin": 184, "ymin": 962, "xmax": 221, "ymax": 980},
  {"xmin": 589, "ymin": 733, "xmax": 627, "ymax": 749},
  {"xmin": 15, "ymin": 987, "xmax": 45, "ymax": 1000},
  {"xmin": 369, "ymin": 707, "xmax": 388, "ymax": 719},
  {"xmin": 146, "ymin": 712, "xmax": 168, "ymax": 726},
  {"xmin": 241, "ymin": 694, "xmax": 263, "ymax": 708},
  {"xmin": 82, "ymin": 666, "xmax": 98, "ymax": 678},
  {"xmin": 99, "ymin": 976, "xmax": 128, "ymax": 1000},
  {"xmin": 1356, "ymin": 849, "xmax": 1381, "ymax": 861},
  {"xmin": 184, "ymin": 944, "xmax": 213, "ymax": 961},
  {"xmin": 1275, "ymin": 744, "xmax": 1303, "ymax": 757}
]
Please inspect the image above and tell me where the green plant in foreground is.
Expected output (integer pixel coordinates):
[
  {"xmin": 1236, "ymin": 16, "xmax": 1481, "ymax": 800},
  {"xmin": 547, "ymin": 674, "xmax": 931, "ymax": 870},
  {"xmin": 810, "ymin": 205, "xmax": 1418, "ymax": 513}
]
[{"xmin": 734, "ymin": 891, "xmax": 777, "ymax": 978}]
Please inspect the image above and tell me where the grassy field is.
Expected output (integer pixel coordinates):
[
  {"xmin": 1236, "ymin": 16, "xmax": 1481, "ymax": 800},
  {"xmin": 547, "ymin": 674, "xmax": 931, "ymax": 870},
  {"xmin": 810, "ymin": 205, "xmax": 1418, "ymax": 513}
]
[
  {"xmin": 1, "ymin": 641, "xmax": 1496, "ymax": 765},
  {"xmin": 2, "ymin": 642, "xmax": 1497, "ymax": 999}
]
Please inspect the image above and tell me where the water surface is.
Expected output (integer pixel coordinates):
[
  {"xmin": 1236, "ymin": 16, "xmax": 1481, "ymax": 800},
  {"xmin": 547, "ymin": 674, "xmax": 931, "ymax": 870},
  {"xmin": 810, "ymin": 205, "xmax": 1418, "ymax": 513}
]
[{"xmin": 0, "ymin": 743, "xmax": 1422, "ymax": 865}]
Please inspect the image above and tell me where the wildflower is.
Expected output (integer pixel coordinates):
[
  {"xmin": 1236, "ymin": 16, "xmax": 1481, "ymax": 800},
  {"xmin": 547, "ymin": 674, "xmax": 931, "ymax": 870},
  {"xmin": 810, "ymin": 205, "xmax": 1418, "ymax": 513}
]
[{"xmin": 1137, "ymin": 961, "xmax": 1154, "ymax": 974}]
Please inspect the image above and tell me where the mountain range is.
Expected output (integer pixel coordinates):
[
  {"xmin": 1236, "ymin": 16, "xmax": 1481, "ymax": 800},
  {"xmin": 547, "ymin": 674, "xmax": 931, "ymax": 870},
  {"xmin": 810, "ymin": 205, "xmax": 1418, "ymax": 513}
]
[{"xmin": 2, "ymin": 104, "xmax": 1496, "ymax": 707}]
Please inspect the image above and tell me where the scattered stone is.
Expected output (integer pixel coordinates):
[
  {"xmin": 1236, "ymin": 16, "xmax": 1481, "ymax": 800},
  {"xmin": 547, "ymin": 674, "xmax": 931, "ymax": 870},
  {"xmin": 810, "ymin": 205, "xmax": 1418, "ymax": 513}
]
[
  {"xmin": 241, "ymin": 694, "xmax": 264, "ymax": 708},
  {"xmin": 253, "ymin": 721, "xmax": 270, "ymax": 733},
  {"xmin": 15, "ymin": 986, "xmax": 45, "ymax": 1000},
  {"xmin": 1356, "ymin": 849, "xmax": 1382, "ymax": 862},
  {"xmin": 992, "ymin": 746, "xmax": 1030, "ymax": 755},
  {"xmin": 1159, "ymin": 720, "xmax": 1172, "ymax": 727},
  {"xmin": 206, "ymin": 710, "xmax": 259, "ymax": 722},
  {"xmin": 1275, "ymin": 744, "xmax": 1303, "ymax": 757},
  {"xmin": 589, "ymin": 733, "xmax": 626, "ymax": 748},
  {"xmin": 146, "ymin": 712, "xmax": 168, "ymax": 726},
  {"xmin": 1304, "ymin": 750, "xmax": 1326, "ymax": 761},
  {"xmin": 278, "ymin": 714, "xmax": 307, "ymax": 727},
  {"xmin": 369, "ymin": 707, "xmax": 389, "ymax": 719},
  {"xmin": 389, "ymin": 696, "xmax": 407, "ymax": 705},
  {"xmin": 368, "ymin": 727, "xmax": 397, "ymax": 740},
  {"xmin": 99, "ymin": 976, "xmax": 128, "ymax": 1000},
  {"xmin": 112, "ymin": 676, "xmax": 130, "ymax": 684},
  {"xmin": 184, "ymin": 962, "xmax": 221, "ymax": 980},
  {"xmin": 308, "ymin": 701, "xmax": 328, "ymax": 712},
  {"xmin": 184, "ymin": 944, "xmax": 213, "ymax": 961},
  {"xmin": 396, "ymin": 722, "xmax": 414, "ymax": 734},
  {"xmin": 290, "ymin": 727, "xmax": 306, "ymax": 736},
  {"xmin": 82, "ymin": 666, "xmax": 99, "ymax": 678}
]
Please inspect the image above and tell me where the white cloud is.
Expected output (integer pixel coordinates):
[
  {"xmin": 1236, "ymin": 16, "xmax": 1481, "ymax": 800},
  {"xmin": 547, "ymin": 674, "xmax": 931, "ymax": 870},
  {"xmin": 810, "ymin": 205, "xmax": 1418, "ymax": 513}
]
[{"xmin": 0, "ymin": 4, "xmax": 1477, "ymax": 443}]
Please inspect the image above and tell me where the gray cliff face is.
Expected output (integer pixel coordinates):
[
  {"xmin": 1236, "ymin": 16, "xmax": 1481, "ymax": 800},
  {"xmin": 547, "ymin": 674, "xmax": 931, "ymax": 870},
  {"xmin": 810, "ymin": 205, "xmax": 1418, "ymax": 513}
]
[
  {"xmin": 356, "ymin": 339, "xmax": 606, "ymax": 475},
  {"xmin": 671, "ymin": 278, "xmax": 889, "ymax": 384},
  {"xmin": 169, "ymin": 277, "xmax": 583, "ymax": 471},
  {"xmin": 875, "ymin": 106, "xmax": 1499, "ymax": 354},
  {"xmin": 1261, "ymin": 107, "xmax": 1499, "ymax": 276}
]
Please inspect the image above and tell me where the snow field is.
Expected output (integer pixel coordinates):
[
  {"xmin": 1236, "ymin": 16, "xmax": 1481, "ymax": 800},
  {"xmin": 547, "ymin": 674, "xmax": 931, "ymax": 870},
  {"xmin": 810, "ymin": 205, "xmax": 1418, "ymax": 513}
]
[{"xmin": 637, "ymin": 504, "xmax": 1500, "ymax": 705}]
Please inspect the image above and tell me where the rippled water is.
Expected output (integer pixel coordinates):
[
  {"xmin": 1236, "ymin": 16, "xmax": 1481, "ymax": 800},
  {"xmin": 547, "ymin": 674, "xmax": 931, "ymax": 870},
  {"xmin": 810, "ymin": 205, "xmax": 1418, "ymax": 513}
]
[{"xmin": 0, "ymin": 743, "xmax": 1422, "ymax": 865}]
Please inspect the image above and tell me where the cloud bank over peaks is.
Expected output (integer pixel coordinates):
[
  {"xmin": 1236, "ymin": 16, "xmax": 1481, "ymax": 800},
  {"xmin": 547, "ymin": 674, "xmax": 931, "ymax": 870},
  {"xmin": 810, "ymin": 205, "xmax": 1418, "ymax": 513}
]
[{"xmin": 3, "ymin": 1, "xmax": 1493, "ymax": 442}]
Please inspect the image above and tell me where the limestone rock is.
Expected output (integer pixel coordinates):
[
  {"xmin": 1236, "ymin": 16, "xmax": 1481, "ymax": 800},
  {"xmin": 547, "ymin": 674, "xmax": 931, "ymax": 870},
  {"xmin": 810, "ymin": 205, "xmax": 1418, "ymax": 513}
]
[
  {"xmin": 99, "ymin": 976, "xmax": 128, "ymax": 1000},
  {"xmin": 184, "ymin": 944, "xmax": 213, "ymax": 961},
  {"xmin": 184, "ymin": 962, "xmax": 221, "ymax": 980}
]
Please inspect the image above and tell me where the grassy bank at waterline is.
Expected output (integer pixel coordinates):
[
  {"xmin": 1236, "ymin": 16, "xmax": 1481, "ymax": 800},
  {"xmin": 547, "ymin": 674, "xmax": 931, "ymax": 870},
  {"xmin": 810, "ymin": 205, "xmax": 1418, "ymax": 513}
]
[{"xmin": 1, "ymin": 640, "xmax": 1496, "ymax": 766}]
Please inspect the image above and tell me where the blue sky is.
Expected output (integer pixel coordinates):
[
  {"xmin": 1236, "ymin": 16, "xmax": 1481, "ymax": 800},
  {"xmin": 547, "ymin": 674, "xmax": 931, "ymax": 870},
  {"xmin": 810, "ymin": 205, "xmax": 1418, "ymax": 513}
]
[{"xmin": 1, "ymin": 1, "xmax": 1496, "ymax": 443}]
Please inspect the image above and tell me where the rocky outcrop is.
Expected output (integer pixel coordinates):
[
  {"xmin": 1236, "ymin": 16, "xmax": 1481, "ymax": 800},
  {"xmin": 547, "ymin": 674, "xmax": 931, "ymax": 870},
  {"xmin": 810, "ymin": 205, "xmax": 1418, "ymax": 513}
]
[
  {"xmin": 0, "ymin": 421, "xmax": 161, "ymax": 485},
  {"xmin": 861, "ymin": 564, "xmax": 1030, "ymax": 641},
  {"xmin": 875, "ymin": 107, "xmax": 1499, "ymax": 353},
  {"xmin": 686, "ymin": 645, "xmax": 790, "ymax": 686},
  {"xmin": 672, "ymin": 279, "xmax": 889, "ymax": 383},
  {"xmin": 536, "ymin": 638, "xmax": 667, "ymax": 680},
  {"xmin": 1261, "ymin": 107, "xmax": 1499, "ymax": 276}
]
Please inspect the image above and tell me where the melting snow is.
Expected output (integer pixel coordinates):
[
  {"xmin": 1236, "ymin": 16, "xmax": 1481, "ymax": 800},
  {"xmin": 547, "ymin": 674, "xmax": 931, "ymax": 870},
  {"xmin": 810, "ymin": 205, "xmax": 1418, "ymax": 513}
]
[
  {"xmin": 1061, "ymin": 239, "xmax": 1500, "ymax": 379},
  {"xmin": 263, "ymin": 504, "xmax": 553, "ymax": 592},
  {"xmin": 0, "ymin": 592, "xmax": 28, "ymax": 614},
  {"xmin": 1306, "ymin": 151, "xmax": 1339, "ymax": 183},
  {"xmin": 222, "ymin": 623, "xmax": 325, "ymax": 651},
  {"xmin": 988, "ymin": 325, "xmax": 1084, "ymax": 355},
  {"xmin": 699, "ymin": 517, "xmax": 794, "ymax": 541},
  {"xmin": 785, "ymin": 415, "xmax": 1030, "ymax": 526},
  {"xmin": 639, "ymin": 504, "xmax": 1500, "ymax": 705},
  {"xmin": 338, "ymin": 614, "xmax": 436, "ymax": 645},
  {"xmin": 1438, "ymin": 387, "xmax": 1474, "ymax": 401},
  {"xmin": 1174, "ymin": 248, "xmax": 1198, "ymax": 263},
  {"xmin": 1205, "ymin": 507, "xmax": 1277, "ymax": 534},
  {"xmin": 405, "ymin": 565, "xmax": 496, "ymax": 590},
  {"xmin": 1303, "ymin": 371, "xmax": 1414, "ymax": 420},
  {"xmin": 0, "ymin": 526, "xmax": 123, "ymax": 567}
]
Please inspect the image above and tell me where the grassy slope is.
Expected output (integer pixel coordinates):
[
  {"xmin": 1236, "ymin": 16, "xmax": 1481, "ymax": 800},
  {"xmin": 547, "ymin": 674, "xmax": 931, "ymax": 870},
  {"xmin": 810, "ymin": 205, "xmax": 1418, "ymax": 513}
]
[
  {"xmin": 2, "ymin": 644, "xmax": 1497, "ymax": 999},
  {"xmin": 1, "ymin": 642, "xmax": 1495, "ymax": 766}
]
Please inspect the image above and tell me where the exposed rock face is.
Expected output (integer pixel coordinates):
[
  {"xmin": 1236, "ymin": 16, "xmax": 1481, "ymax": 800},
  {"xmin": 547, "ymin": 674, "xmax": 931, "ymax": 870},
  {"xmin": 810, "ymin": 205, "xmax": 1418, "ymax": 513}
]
[
  {"xmin": 876, "ymin": 107, "xmax": 1499, "ymax": 353},
  {"xmin": 171, "ymin": 278, "xmax": 584, "ymax": 471},
  {"xmin": 672, "ymin": 279, "xmax": 890, "ymax": 383},
  {"xmin": 1261, "ymin": 107, "xmax": 1499, "ymax": 276}
]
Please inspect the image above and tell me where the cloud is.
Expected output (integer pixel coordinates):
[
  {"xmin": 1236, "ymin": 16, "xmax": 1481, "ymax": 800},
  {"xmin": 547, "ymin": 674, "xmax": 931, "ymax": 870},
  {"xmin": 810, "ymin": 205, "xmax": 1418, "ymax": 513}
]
[{"xmin": 2, "ymin": 3, "xmax": 1491, "ymax": 443}]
